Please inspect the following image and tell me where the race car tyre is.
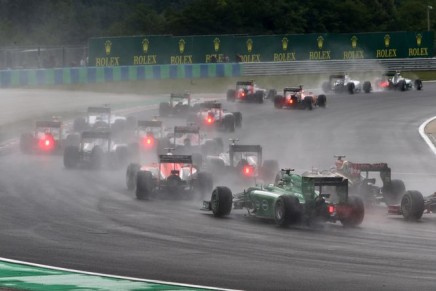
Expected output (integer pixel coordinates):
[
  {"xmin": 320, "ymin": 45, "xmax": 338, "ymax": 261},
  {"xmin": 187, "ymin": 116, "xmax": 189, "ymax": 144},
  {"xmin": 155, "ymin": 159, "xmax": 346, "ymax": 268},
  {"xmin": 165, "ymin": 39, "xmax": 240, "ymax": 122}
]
[
  {"xmin": 65, "ymin": 133, "xmax": 80, "ymax": 147},
  {"xmin": 196, "ymin": 172, "xmax": 214, "ymax": 198},
  {"xmin": 192, "ymin": 152, "xmax": 203, "ymax": 169},
  {"xmin": 274, "ymin": 96, "xmax": 284, "ymax": 109},
  {"xmin": 255, "ymin": 91, "xmax": 264, "ymax": 104},
  {"xmin": 383, "ymin": 179, "xmax": 405, "ymax": 205},
  {"xmin": 305, "ymin": 96, "xmax": 313, "ymax": 110},
  {"xmin": 321, "ymin": 81, "xmax": 330, "ymax": 94},
  {"xmin": 211, "ymin": 186, "xmax": 233, "ymax": 217},
  {"xmin": 415, "ymin": 79, "xmax": 423, "ymax": 91},
  {"xmin": 233, "ymin": 112, "xmax": 242, "ymax": 128},
  {"xmin": 126, "ymin": 163, "xmax": 141, "ymax": 191},
  {"xmin": 261, "ymin": 160, "xmax": 279, "ymax": 183},
  {"xmin": 400, "ymin": 190, "xmax": 425, "ymax": 221},
  {"xmin": 317, "ymin": 94, "xmax": 327, "ymax": 108},
  {"xmin": 115, "ymin": 146, "xmax": 129, "ymax": 168},
  {"xmin": 90, "ymin": 146, "xmax": 104, "ymax": 170},
  {"xmin": 63, "ymin": 146, "xmax": 80, "ymax": 169},
  {"xmin": 73, "ymin": 117, "xmax": 88, "ymax": 132},
  {"xmin": 136, "ymin": 170, "xmax": 154, "ymax": 200},
  {"xmin": 399, "ymin": 80, "xmax": 406, "ymax": 91},
  {"xmin": 159, "ymin": 102, "xmax": 171, "ymax": 117},
  {"xmin": 19, "ymin": 133, "xmax": 34, "ymax": 153},
  {"xmin": 340, "ymin": 196, "xmax": 365, "ymax": 227},
  {"xmin": 274, "ymin": 195, "xmax": 301, "ymax": 227},
  {"xmin": 224, "ymin": 115, "xmax": 235, "ymax": 132},
  {"xmin": 347, "ymin": 83, "xmax": 355, "ymax": 94},
  {"xmin": 266, "ymin": 89, "xmax": 277, "ymax": 100},
  {"xmin": 363, "ymin": 81, "xmax": 372, "ymax": 93},
  {"xmin": 226, "ymin": 89, "xmax": 236, "ymax": 102},
  {"xmin": 111, "ymin": 119, "xmax": 126, "ymax": 137}
]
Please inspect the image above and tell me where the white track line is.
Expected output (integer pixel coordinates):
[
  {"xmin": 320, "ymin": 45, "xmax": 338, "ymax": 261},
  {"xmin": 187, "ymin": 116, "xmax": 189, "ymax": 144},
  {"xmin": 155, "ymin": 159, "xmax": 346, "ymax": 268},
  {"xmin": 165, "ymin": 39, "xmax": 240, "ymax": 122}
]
[
  {"xmin": 0, "ymin": 257, "xmax": 240, "ymax": 291},
  {"xmin": 418, "ymin": 116, "xmax": 436, "ymax": 156}
]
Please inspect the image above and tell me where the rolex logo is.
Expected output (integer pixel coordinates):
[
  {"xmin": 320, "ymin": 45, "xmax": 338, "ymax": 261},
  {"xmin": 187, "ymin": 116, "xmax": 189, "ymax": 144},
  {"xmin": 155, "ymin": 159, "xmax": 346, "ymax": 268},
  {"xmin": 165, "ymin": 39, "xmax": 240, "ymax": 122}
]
[
  {"xmin": 179, "ymin": 39, "xmax": 186, "ymax": 54},
  {"xmin": 104, "ymin": 40, "xmax": 112, "ymax": 55},
  {"xmin": 142, "ymin": 39, "xmax": 149, "ymax": 53},
  {"xmin": 282, "ymin": 37, "xmax": 288, "ymax": 51},
  {"xmin": 246, "ymin": 38, "xmax": 253, "ymax": 53},
  {"xmin": 213, "ymin": 37, "xmax": 220, "ymax": 52},
  {"xmin": 351, "ymin": 36, "xmax": 358, "ymax": 49},
  {"xmin": 384, "ymin": 34, "xmax": 391, "ymax": 47},
  {"xmin": 317, "ymin": 36, "xmax": 324, "ymax": 49}
]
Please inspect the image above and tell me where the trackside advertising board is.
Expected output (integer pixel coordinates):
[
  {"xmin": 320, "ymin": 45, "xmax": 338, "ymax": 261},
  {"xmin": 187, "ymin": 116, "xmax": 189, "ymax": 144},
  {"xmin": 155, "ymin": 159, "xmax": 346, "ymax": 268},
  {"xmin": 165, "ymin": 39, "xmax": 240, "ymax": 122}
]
[{"xmin": 89, "ymin": 31, "xmax": 434, "ymax": 66}]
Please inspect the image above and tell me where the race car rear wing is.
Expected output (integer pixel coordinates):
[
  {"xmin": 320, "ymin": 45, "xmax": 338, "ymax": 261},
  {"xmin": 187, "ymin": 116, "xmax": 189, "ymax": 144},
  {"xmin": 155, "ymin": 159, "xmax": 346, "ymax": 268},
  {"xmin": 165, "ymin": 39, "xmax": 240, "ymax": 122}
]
[
  {"xmin": 329, "ymin": 74, "xmax": 345, "ymax": 79},
  {"xmin": 87, "ymin": 107, "xmax": 111, "ymax": 114},
  {"xmin": 349, "ymin": 163, "xmax": 390, "ymax": 172},
  {"xmin": 35, "ymin": 121, "xmax": 62, "ymax": 128},
  {"xmin": 174, "ymin": 126, "xmax": 200, "ymax": 134},
  {"xmin": 302, "ymin": 176, "xmax": 349, "ymax": 203},
  {"xmin": 200, "ymin": 102, "xmax": 222, "ymax": 109},
  {"xmin": 236, "ymin": 81, "xmax": 254, "ymax": 86},
  {"xmin": 170, "ymin": 92, "xmax": 191, "ymax": 99},
  {"xmin": 159, "ymin": 154, "xmax": 192, "ymax": 164},
  {"xmin": 137, "ymin": 120, "xmax": 162, "ymax": 128},
  {"xmin": 284, "ymin": 87, "xmax": 302, "ymax": 93},
  {"xmin": 81, "ymin": 130, "xmax": 111, "ymax": 140},
  {"xmin": 229, "ymin": 144, "xmax": 262, "ymax": 167}
]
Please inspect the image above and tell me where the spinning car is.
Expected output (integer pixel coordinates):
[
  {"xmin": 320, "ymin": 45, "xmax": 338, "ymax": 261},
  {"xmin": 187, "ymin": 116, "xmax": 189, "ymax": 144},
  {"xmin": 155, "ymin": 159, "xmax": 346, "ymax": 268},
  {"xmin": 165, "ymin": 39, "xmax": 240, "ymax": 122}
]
[
  {"xmin": 187, "ymin": 102, "xmax": 242, "ymax": 132},
  {"xmin": 159, "ymin": 92, "xmax": 203, "ymax": 117},
  {"xmin": 273, "ymin": 86, "xmax": 326, "ymax": 110},
  {"xmin": 322, "ymin": 74, "xmax": 371, "ymax": 94},
  {"xmin": 63, "ymin": 130, "xmax": 129, "ymax": 170},
  {"xmin": 203, "ymin": 169, "xmax": 364, "ymax": 227},
  {"xmin": 20, "ymin": 120, "xmax": 65, "ymax": 154},
  {"xmin": 205, "ymin": 140, "xmax": 279, "ymax": 184},
  {"xmin": 73, "ymin": 106, "xmax": 134, "ymax": 134},
  {"xmin": 375, "ymin": 71, "xmax": 423, "ymax": 91},
  {"xmin": 332, "ymin": 155, "xmax": 406, "ymax": 205},
  {"xmin": 226, "ymin": 80, "xmax": 267, "ymax": 103},
  {"xmin": 126, "ymin": 154, "xmax": 213, "ymax": 200}
]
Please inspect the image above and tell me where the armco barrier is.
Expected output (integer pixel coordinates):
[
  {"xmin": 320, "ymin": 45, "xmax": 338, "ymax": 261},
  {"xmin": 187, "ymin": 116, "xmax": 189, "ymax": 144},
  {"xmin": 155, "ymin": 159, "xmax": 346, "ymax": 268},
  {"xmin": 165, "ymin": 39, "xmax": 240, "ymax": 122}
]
[
  {"xmin": 1, "ymin": 58, "xmax": 435, "ymax": 88},
  {"xmin": 0, "ymin": 63, "xmax": 241, "ymax": 88}
]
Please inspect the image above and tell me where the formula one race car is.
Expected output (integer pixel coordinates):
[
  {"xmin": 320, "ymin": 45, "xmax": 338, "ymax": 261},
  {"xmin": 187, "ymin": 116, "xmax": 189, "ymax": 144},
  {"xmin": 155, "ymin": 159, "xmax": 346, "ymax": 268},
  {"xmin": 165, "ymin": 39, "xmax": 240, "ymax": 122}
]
[
  {"xmin": 63, "ymin": 130, "xmax": 129, "ymax": 170},
  {"xmin": 126, "ymin": 154, "xmax": 213, "ymax": 200},
  {"xmin": 73, "ymin": 106, "xmax": 134, "ymax": 135},
  {"xmin": 127, "ymin": 120, "xmax": 171, "ymax": 157},
  {"xmin": 322, "ymin": 74, "xmax": 371, "ymax": 94},
  {"xmin": 331, "ymin": 156, "xmax": 406, "ymax": 205},
  {"xmin": 205, "ymin": 140, "xmax": 279, "ymax": 184},
  {"xmin": 203, "ymin": 169, "xmax": 364, "ymax": 227},
  {"xmin": 226, "ymin": 80, "xmax": 267, "ymax": 103},
  {"xmin": 187, "ymin": 102, "xmax": 242, "ymax": 132},
  {"xmin": 20, "ymin": 120, "xmax": 65, "ymax": 154},
  {"xmin": 170, "ymin": 125, "xmax": 223, "ymax": 157},
  {"xmin": 273, "ymin": 86, "xmax": 326, "ymax": 110},
  {"xmin": 388, "ymin": 191, "xmax": 436, "ymax": 221},
  {"xmin": 374, "ymin": 71, "xmax": 423, "ymax": 91},
  {"xmin": 159, "ymin": 92, "xmax": 203, "ymax": 117}
]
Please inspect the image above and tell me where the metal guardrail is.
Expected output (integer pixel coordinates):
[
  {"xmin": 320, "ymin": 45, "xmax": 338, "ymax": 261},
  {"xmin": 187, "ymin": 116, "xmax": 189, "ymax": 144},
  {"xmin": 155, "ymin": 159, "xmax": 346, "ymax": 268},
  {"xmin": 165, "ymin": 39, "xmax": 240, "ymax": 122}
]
[{"xmin": 242, "ymin": 58, "xmax": 436, "ymax": 76}]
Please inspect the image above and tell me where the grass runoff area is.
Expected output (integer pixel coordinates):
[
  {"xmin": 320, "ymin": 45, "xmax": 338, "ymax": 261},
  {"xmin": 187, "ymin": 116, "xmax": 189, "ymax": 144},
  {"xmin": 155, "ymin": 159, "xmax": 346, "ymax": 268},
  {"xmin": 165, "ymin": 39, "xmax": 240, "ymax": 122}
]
[{"xmin": 53, "ymin": 71, "xmax": 436, "ymax": 95}]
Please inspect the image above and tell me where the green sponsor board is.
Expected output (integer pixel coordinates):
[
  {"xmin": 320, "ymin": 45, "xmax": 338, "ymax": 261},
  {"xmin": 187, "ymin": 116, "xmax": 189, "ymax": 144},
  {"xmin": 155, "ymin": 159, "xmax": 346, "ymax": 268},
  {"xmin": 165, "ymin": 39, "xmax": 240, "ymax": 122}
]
[{"xmin": 89, "ymin": 32, "xmax": 434, "ymax": 66}]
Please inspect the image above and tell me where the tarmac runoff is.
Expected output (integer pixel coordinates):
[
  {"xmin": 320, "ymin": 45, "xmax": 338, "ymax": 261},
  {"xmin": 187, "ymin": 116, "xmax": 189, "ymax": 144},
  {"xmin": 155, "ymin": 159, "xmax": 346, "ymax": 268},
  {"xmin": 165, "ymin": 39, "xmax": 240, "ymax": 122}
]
[{"xmin": 420, "ymin": 115, "xmax": 436, "ymax": 156}]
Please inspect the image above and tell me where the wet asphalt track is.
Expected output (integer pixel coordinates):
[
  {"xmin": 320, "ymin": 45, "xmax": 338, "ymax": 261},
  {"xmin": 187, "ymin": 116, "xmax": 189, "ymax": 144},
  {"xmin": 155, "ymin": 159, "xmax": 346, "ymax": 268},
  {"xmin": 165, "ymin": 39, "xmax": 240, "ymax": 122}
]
[{"xmin": 1, "ymin": 85, "xmax": 436, "ymax": 290}]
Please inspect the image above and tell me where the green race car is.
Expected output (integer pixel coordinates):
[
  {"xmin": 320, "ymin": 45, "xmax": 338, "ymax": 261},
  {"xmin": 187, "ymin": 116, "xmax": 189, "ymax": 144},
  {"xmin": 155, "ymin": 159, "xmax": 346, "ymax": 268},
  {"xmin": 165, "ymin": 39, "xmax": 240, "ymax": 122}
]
[{"xmin": 203, "ymin": 169, "xmax": 364, "ymax": 227}]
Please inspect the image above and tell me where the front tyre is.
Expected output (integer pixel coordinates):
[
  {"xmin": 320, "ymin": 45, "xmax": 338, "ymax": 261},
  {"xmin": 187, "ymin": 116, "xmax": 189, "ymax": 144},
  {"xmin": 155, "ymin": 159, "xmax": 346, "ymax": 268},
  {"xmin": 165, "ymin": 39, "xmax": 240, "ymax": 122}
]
[
  {"xmin": 211, "ymin": 186, "xmax": 233, "ymax": 217},
  {"xmin": 136, "ymin": 171, "xmax": 154, "ymax": 200},
  {"xmin": 126, "ymin": 163, "xmax": 141, "ymax": 191},
  {"xmin": 347, "ymin": 83, "xmax": 355, "ymax": 94},
  {"xmin": 401, "ymin": 191, "xmax": 424, "ymax": 221}
]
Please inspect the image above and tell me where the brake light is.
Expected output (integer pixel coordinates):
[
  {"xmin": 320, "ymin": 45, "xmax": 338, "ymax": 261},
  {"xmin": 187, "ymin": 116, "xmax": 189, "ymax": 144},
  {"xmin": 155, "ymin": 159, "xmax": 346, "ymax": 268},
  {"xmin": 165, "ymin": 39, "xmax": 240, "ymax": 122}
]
[
  {"xmin": 142, "ymin": 136, "xmax": 154, "ymax": 148},
  {"xmin": 288, "ymin": 98, "xmax": 293, "ymax": 104},
  {"xmin": 379, "ymin": 81, "xmax": 389, "ymax": 88},
  {"xmin": 328, "ymin": 205, "xmax": 335, "ymax": 214},
  {"xmin": 242, "ymin": 165, "xmax": 254, "ymax": 176},
  {"xmin": 38, "ymin": 134, "xmax": 55, "ymax": 151}
]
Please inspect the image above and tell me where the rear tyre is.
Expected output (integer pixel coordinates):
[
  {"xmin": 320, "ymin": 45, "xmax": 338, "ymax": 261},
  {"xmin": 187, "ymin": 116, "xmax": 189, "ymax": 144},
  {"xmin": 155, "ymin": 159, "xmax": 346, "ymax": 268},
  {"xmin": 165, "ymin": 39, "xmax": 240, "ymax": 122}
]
[
  {"xmin": 274, "ymin": 96, "xmax": 284, "ymax": 109},
  {"xmin": 256, "ymin": 91, "xmax": 264, "ymax": 104},
  {"xmin": 233, "ymin": 112, "xmax": 242, "ymax": 128},
  {"xmin": 224, "ymin": 115, "xmax": 235, "ymax": 132},
  {"xmin": 274, "ymin": 195, "xmax": 301, "ymax": 227},
  {"xmin": 211, "ymin": 186, "xmax": 233, "ymax": 217},
  {"xmin": 363, "ymin": 81, "xmax": 372, "ymax": 93},
  {"xmin": 63, "ymin": 146, "xmax": 80, "ymax": 169},
  {"xmin": 340, "ymin": 196, "xmax": 364, "ymax": 227},
  {"xmin": 65, "ymin": 133, "xmax": 80, "ymax": 147},
  {"xmin": 305, "ymin": 96, "xmax": 313, "ymax": 110},
  {"xmin": 226, "ymin": 89, "xmax": 236, "ymax": 102},
  {"xmin": 136, "ymin": 170, "xmax": 154, "ymax": 200},
  {"xmin": 399, "ymin": 80, "xmax": 406, "ymax": 91},
  {"xmin": 401, "ymin": 191, "xmax": 425, "ymax": 220},
  {"xmin": 159, "ymin": 102, "xmax": 171, "ymax": 117},
  {"xmin": 415, "ymin": 79, "xmax": 423, "ymax": 91},
  {"xmin": 126, "ymin": 163, "xmax": 141, "ymax": 191},
  {"xmin": 347, "ymin": 83, "xmax": 355, "ymax": 94},
  {"xmin": 317, "ymin": 94, "xmax": 327, "ymax": 108}
]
